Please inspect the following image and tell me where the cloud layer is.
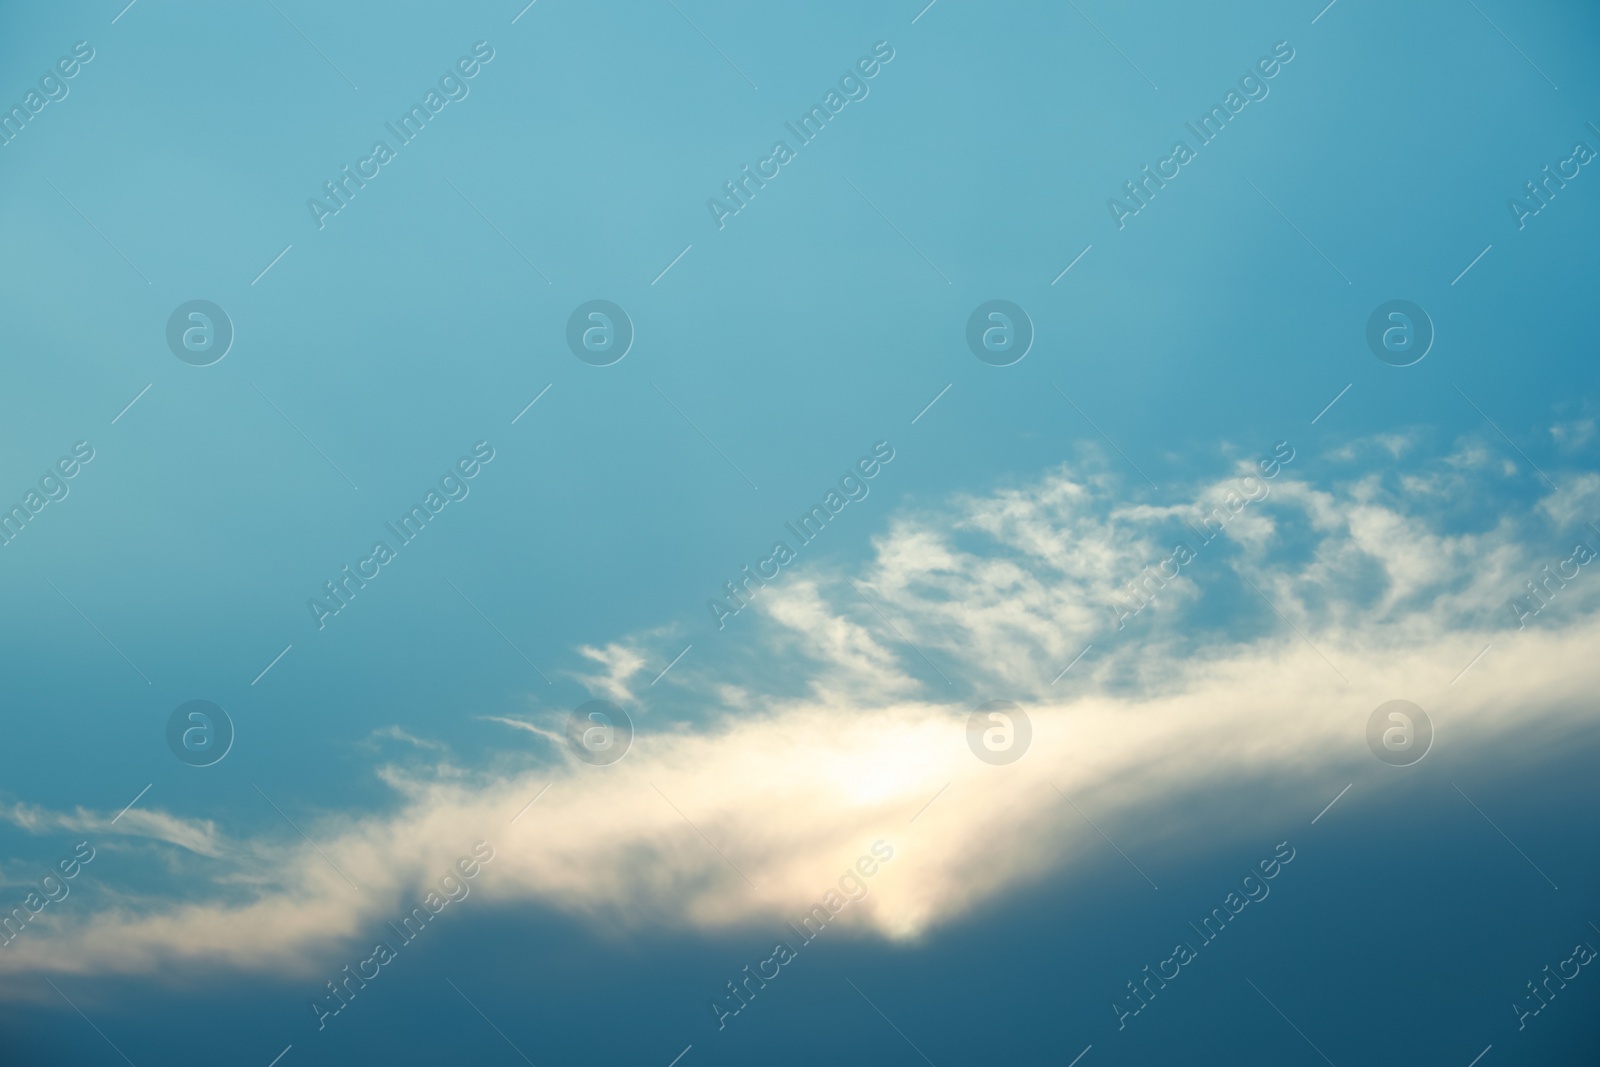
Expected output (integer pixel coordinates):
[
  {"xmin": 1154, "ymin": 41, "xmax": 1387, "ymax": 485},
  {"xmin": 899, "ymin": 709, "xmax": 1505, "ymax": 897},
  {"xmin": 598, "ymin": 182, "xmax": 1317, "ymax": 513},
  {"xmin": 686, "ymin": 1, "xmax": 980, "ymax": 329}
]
[{"xmin": 2, "ymin": 436, "xmax": 1597, "ymax": 994}]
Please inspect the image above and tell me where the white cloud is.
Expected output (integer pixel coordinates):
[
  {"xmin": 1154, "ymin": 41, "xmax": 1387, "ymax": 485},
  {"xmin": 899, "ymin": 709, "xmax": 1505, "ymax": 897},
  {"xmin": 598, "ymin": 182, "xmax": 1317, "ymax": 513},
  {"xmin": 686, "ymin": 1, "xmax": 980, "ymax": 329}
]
[
  {"xmin": 0, "ymin": 441, "xmax": 1596, "ymax": 993},
  {"xmin": 0, "ymin": 802, "xmax": 225, "ymax": 860},
  {"xmin": 571, "ymin": 641, "xmax": 652, "ymax": 703},
  {"xmin": 480, "ymin": 716, "xmax": 563, "ymax": 747},
  {"xmin": 1551, "ymin": 417, "xmax": 1596, "ymax": 452},
  {"xmin": 364, "ymin": 725, "xmax": 447, "ymax": 752}
]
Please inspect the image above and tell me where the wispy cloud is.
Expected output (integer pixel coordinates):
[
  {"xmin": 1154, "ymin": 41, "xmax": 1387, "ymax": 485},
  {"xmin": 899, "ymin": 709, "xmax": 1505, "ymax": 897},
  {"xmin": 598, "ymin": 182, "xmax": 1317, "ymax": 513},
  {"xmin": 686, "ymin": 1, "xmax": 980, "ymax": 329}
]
[
  {"xmin": 0, "ymin": 438, "xmax": 1595, "ymax": 991},
  {"xmin": 364, "ymin": 725, "xmax": 448, "ymax": 752},
  {"xmin": 1, "ymin": 802, "xmax": 225, "ymax": 859},
  {"xmin": 571, "ymin": 641, "xmax": 653, "ymax": 703},
  {"xmin": 480, "ymin": 716, "xmax": 563, "ymax": 747}
]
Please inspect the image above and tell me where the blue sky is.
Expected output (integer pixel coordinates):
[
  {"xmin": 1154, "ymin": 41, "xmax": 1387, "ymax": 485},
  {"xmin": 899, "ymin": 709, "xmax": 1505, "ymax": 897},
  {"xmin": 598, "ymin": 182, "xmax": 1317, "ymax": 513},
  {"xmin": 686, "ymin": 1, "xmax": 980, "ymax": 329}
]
[{"xmin": 2, "ymin": 0, "xmax": 1599, "ymax": 1064}]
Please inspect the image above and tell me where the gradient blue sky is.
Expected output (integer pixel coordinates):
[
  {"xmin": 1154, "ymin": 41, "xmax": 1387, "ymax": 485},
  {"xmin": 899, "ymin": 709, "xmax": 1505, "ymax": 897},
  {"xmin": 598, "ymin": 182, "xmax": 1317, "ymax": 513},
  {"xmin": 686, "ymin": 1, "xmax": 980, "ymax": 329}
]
[{"xmin": 2, "ymin": 0, "xmax": 1599, "ymax": 1064}]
